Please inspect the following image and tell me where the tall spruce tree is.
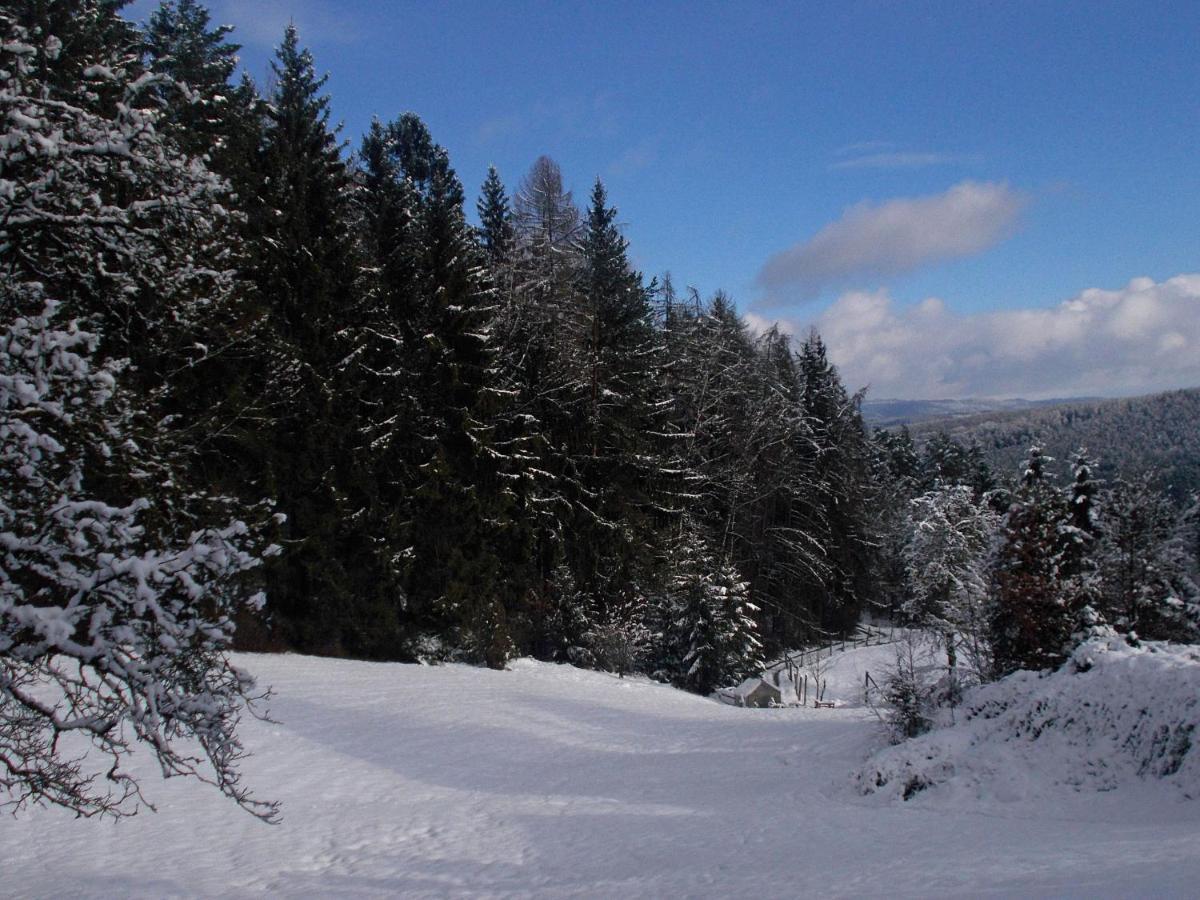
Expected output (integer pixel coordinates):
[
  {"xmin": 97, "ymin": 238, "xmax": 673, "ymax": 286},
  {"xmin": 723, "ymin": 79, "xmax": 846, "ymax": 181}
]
[
  {"xmin": 568, "ymin": 179, "xmax": 672, "ymax": 606},
  {"xmin": 140, "ymin": 1, "xmax": 273, "ymax": 515},
  {"xmin": 344, "ymin": 116, "xmax": 425, "ymax": 646},
  {"xmin": 796, "ymin": 329, "xmax": 876, "ymax": 635},
  {"xmin": 1058, "ymin": 449, "xmax": 1103, "ymax": 636},
  {"xmin": 143, "ymin": 0, "xmax": 239, "ymax": 159},
  {"xmin": 363, "ymin": 116, "xmax": 519, "ymax": 666},
  {"xmin": 250, "ymin": 25, "xmax": 381, "ymax": 655},
  {"xmin": 477, "ymin": 165, "xmax": 515, "ymax": 275}
]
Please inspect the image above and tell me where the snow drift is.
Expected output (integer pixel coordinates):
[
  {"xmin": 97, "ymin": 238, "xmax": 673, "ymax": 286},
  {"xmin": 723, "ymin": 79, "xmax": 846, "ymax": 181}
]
[{"xmin": 857, "ymin": 636, "xmax": 1200, "ymax": 803}]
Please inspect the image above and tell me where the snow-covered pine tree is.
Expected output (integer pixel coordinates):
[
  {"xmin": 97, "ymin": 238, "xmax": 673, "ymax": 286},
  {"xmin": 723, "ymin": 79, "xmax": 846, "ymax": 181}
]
[
  {"xmin": 966, "ymin": 441, "xmax": 998, "ymax": 502},
  {"xmin": 1059, "ymin": 449, "xmax": 1104, "ymax": 640},
  {"xmin": 568, "ymin": 178, "xmax": 674, "ymax": 603},
  {"xmin": 990, "ymin": 446, "xmax": 1076, "ymax": 675},
  {"xmin": 532, "ymin": 562, "xmax": 596, "ymax": 664},
  {"xmin": 372, "ymin": 115, "xmax": 519, "ymax": 667},
  {"xmin": 1, "ymin": 4, "xmax": 275, "ymax": 819},
  {"xmin": 4, "ymin": 1, "xmax": 244, "ymax": 397},
  {"xmin": 796, "ymin": 329, "xmax": 877, "ymax": 635},
  {"xmin": 143, "ymin": 2, "xmax": 265, "ymax": 252},
  {"xmin": 652, "ymin": 525, "xmax": 763, "ymax": 694},
  {"xmin": 477, "ymin": 164, "xmax": 516, "ymax": 277},
  {"xmin": 1096, "ymin": 475, "xmax": 1200, "ymax": 642},
  {"xmin": 138, "ymin": 2, "xmax": 280, "ymax": 535},
  {"xmin": 143, "ymin": 0, "xmax": 240, "ymax": 158},
  {"xmin": 921, "ymin": 432, "xmax": 974, "ymax": 488}
]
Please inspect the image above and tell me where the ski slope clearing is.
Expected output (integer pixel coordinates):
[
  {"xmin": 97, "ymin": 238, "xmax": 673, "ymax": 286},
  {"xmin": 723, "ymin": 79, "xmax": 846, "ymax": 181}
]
[{"xmin": 4, "ymin": 645, "xmax": 1200, "ymax": 898}]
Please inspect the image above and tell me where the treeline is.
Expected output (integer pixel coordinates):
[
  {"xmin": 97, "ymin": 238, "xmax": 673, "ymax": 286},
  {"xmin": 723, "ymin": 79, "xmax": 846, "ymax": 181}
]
[{"xmin": 0, "ymin": 1, "xmax": 888, "ymax": 694}]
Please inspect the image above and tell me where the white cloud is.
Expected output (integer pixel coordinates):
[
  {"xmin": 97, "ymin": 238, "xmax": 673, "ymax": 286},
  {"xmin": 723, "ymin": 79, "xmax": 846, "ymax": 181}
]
[
  {"xmin": 829, "ymin": 151, "xmax": 982, "ymax": 171},
  {"xmin": 754, "ymin": 274, "xmax": 1200, "ymax": 400},
  {"xmin": 756, "ymin": 181, "xmax": 1029, "ymax": 301}
]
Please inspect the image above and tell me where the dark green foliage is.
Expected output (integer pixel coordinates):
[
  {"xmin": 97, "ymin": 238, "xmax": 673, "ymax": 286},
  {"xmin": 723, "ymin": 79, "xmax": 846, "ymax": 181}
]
[
  {"xmin": 652, "ymin": 526, "xmax": 763, "ymax": 694},
  {"xmin": 477, "ymin": 165, "xmax": 515, "ymax": 273},
  {"xmin": 795, "ymin": 330, "xmax": 877, "ymax": 635},
  {"xmin": 990, "ymin": 448, "xmax": 1077, "ymax": 675},
  {"xmin": 568, "ymin": 179, "xmax": 670, "ymax": 599},
  {"xmin": 143, "ymin": 0, "xmax": 240, "ymax": 158},
  {"xmin": 242, "ymin": 25, "xmax": 405, "ymax": 657},
  {"xmin": 361, "ymin": 114, "xmax": 519, "ymax": 666}
]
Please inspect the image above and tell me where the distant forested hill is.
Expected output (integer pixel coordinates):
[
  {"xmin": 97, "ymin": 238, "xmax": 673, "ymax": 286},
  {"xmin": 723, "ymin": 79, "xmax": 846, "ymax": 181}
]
[
  {"xmin": 861, "ymin": 396, "xmax": 1087, "ymax": 428},
  {"xmin": 906, "ymin": 388, "xmax": 1200, "ymax": 502}
]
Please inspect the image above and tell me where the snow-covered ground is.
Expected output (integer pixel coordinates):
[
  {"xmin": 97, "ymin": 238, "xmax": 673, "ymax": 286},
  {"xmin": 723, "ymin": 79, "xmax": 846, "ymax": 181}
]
[
  {"xmin": 858, "ymin": 636, "xmax": 1200, "ymax": 804},
  {"xmin": 4, "ymin": 643, "xmax": 1200, "ymax": 898}
]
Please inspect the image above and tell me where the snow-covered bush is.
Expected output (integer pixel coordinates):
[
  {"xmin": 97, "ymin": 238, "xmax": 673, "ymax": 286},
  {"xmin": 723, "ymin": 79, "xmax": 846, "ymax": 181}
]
[
  {"xmin": 586, "ymin": 593, "xmax": 650, "ymax": 678},
  {"xmin": 879, "ymin": 635, "xmax": 939, "ymax": 741},
  {"xmin": 856, "ymin": 635, "xmax": 1200, "ymax": 802}
]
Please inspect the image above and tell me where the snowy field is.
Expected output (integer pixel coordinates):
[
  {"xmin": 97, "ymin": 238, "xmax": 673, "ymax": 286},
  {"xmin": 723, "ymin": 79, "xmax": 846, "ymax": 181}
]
[{"xmin": 4, "ymin": 644, "xmax": 1200, "ymax": 899}]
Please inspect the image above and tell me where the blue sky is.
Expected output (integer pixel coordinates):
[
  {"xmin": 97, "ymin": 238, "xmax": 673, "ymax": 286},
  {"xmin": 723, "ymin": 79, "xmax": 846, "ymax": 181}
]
[{"xmin": 127, "ymin": 0, "xmax": 1200, "ymax": 399}]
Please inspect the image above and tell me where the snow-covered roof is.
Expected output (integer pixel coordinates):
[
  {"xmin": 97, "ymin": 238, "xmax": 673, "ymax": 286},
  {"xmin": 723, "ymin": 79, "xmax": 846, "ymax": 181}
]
[{"xmin": 733, "ymin": 677, "xmax": 781, "ymax": 697}]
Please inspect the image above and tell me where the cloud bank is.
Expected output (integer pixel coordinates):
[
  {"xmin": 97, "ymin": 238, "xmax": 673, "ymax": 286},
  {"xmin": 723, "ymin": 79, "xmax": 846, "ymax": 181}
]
[
  {"xmin": 756, "ymin": 181, "xmax": 1029, "ymax": 301},
  {"xmin": 747, "ymin": 274, "xmax": 1200, "ymax": 400}
]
